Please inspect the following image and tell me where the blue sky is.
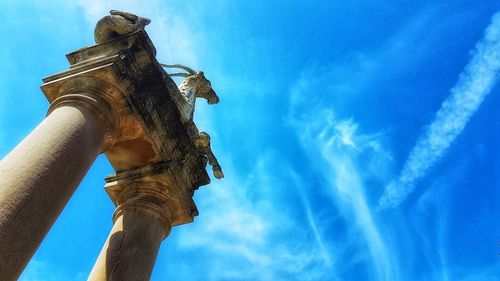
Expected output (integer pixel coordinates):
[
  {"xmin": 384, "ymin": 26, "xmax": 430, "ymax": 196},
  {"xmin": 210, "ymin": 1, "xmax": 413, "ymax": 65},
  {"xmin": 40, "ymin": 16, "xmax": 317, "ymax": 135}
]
[{"xmin": 1, "ymin": 1, "xmax": 499, "ymax": 280}]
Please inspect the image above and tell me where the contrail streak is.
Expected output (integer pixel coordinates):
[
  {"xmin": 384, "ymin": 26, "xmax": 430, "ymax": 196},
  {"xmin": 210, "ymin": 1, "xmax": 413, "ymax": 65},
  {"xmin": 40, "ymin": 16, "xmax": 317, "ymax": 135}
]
[{"xmin": 379, "ymin": 12, "xmax": 500, "ymax": 209}]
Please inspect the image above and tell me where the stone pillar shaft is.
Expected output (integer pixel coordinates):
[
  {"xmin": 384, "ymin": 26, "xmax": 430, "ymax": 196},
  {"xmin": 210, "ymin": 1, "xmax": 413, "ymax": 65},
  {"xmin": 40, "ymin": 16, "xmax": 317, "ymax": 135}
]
[
  {"xmin": 88, "ymin": 205, "xmax": 171, "ymax": 281},
  {"xmin": 0, "ymin": 103, "xmax": 109, "ymax": 280}
]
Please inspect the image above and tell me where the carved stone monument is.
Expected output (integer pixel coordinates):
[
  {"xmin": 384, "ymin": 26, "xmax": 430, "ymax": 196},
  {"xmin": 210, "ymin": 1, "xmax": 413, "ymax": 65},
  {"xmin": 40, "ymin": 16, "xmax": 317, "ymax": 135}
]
[{"xmin": 0, "ymin": 11, "xmax": 222, "ymax": 281}]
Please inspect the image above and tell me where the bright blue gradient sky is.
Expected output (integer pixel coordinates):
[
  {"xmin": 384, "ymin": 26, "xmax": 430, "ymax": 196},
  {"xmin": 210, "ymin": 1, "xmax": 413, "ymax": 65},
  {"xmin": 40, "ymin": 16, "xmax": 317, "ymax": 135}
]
[{"xmin": 1, "ymin": 1, "xmax": 499, "ymax": 280}]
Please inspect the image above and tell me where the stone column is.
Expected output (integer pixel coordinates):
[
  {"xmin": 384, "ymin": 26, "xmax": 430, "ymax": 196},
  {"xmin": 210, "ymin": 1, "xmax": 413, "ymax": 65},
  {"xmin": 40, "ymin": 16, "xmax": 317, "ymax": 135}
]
[
  {"xmin": 0, "ymin": 93, "xmax": 115, "ymax": 280},
  {"xmin": 88, "ymin": 175, "xmax": 173, "ymax": 281}
]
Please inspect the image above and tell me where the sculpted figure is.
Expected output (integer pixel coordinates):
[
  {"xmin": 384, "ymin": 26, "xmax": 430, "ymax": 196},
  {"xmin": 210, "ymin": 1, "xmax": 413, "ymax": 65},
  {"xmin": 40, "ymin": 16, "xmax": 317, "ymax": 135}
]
[
  {"xmin": 162, "ymin": 64, "xmax": 224, "ymax": 179},
  {"xmin": 94, "ymin": 10, "xmax": 151, "ymax": 44}
]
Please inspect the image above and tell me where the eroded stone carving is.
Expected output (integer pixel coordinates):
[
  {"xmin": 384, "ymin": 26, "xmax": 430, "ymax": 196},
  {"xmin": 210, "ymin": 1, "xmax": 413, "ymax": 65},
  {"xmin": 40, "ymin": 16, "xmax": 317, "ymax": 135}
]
[
  {"xmin": 94, "ymin": 10, "xmax": 151, "ymax": 44},
  {"xmin": 162, "ymin": 64, "xmax": 224, "ymax": 179},
  {"xmin": 92, "ymin": 10, "xmax": 223, "ymax": 180}
]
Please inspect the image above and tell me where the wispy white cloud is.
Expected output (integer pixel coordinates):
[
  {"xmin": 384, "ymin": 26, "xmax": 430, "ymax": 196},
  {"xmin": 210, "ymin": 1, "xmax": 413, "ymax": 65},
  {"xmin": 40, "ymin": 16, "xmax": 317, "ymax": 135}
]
[
  {"xmin": 287, "ymin": 10, "xmax": 452, "ymax": 270},
  {"xmin": 295, "ymin": 111, "xmax": 398, "ymax": 280},
  {"xmin": 288, "ymin": 170, "xmax": 333, "ymax": 267},
  {"xmin": 288, "ymin": 59, "xmax": 399, "ymax": 279},
  {"xmin": 281, "ymin": 14, "xmax": 448, "ymax": 275},
  {"xmin": 379, "ymin": 12, "xmax": 500, "ymax": 209},
  {"xmin": 410, "ymin": 182, "xmax": 450, "ymax": 281},
  {"xmin": 173, "ymin": 153, "xmax": 334, "ymax": 281}
]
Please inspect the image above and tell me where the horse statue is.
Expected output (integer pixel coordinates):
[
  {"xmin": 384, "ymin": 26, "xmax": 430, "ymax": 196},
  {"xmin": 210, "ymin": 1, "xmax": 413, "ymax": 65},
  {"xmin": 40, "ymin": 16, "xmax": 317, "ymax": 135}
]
[{"xmin": 162, "ymin": 64, "xmax": 224, "ymax": 179}]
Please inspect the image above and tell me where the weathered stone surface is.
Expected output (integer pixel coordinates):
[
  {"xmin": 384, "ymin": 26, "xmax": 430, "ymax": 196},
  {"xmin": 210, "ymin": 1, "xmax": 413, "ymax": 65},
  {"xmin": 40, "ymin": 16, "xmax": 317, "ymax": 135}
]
[
  {"xmin": 94, "ymin": 10, "xmax": 151, "ymax": 44},
  {"xmin": 62, "ymin": 12, "xmax": 218, "ymax": 281},
  {"xmin": 104, "ymin": 161, "xmax": 199, "ymax": 226},
  {"xmin": 41, "ymin": 29, "xmax": 211, "ymax": 202},
  {"xmin": 161, "ymin": 64, "xmax": 224, "ymax": 179}
]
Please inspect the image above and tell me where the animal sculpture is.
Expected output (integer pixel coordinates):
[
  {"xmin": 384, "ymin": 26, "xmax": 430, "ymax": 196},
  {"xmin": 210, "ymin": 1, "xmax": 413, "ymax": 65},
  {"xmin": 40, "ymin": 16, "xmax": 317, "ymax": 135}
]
[{"xmin": 163, "ymin": 64, "xmax": 224, "ymax": 179}]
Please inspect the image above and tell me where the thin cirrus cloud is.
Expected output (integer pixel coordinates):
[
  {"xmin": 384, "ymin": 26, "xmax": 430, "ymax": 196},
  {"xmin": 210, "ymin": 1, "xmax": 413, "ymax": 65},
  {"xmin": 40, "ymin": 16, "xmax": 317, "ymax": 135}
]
[
  {"xmin": 174, "ymin": 155, "xmax": 334, "ymax": 281},
  {"xmin": 379, "ymin": 12, "xmax": 500, "ymax": 209},
  {"xmin": 288, "ymin": 71, "xmax": 398, "ymax": 280},
  {"xmin": 300, "ymin": 113, "xmax": 396, "ymax": 281}
]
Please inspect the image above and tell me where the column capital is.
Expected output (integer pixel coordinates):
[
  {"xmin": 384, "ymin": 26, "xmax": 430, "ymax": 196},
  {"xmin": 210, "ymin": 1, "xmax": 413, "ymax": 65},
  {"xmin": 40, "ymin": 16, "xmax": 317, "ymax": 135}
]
[
  {"xmin": 45, "ymin": 77, "xmax": 122, "ymax": 151},
  {"xmin": 104, "ymin": 161, "xmax": 201, "ymax": 238}
]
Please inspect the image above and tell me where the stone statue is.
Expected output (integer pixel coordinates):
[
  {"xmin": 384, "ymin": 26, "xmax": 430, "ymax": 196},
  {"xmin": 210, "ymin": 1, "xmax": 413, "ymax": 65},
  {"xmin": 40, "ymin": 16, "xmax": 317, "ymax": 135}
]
[
  {"xmin": 94, "ymin": 10, "xmax": 151, "ymax": 44},
  {"xmin": 162, "ymin": 64, "xmax": 224, "ymax": 179}
]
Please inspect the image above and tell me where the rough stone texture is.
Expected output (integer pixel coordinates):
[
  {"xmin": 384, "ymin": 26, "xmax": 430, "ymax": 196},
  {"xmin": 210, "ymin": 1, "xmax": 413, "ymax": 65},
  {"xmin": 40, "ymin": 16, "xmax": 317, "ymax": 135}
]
[
  {"xmin": 41, "ymin": 30, "xmax": 211, "ymax": 225},
  {"xmin": 106, "ymin": 161, "xmax": 200, "ymax": 227},
  {"xmin": 165, "ymin": 67, "xmax": 224, "ymax": 179},
  {"xmin": 94, "ymin": 10, "xmax": 151, "ymax": 44}
]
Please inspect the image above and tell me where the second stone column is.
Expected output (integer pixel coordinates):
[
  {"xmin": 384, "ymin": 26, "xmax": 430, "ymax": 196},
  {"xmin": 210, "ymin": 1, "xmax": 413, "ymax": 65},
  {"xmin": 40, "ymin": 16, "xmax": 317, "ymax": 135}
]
[{"xmin": 88, "ymin": 178, "xmax": 173, "ymax": 281}]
